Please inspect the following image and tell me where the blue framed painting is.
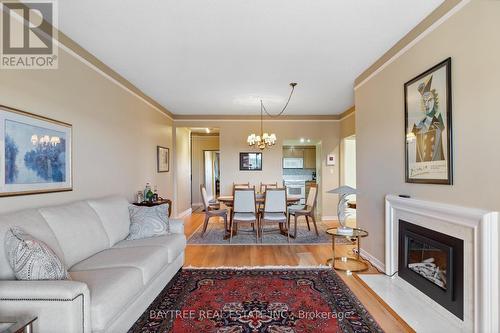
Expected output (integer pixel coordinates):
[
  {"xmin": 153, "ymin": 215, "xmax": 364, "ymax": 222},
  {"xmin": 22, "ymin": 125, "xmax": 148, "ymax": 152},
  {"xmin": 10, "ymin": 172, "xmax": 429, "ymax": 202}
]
[{"xmin": 1, "ymin": 105, "xmax": 72, "ymax": 197}]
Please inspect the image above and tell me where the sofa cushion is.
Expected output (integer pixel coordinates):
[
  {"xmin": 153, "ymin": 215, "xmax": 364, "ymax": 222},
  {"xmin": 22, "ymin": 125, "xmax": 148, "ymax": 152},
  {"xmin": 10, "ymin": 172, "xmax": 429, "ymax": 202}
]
[
  {"xmin": 5, "ymin": 226, "xmax": 70, "ymax": 280},
  {"xmin": 113, "ymin": 233, "xmax": 186, "ymax": 263},
  {"xmin": 39, "ymin": 201, "xmax": 110, "ymax": 267},
  {"xmin": 70, "ymin": 246, "xmax": 170, "ymax": 284},
  {"xmin": 0, "ymin": 209, "xmax": 65, "ymax": 279},
  {"xmin": 70, "ymin": 267, "xmax": 143, "ymax": 332},
  {"xmin": 88, "ymin": 196, "xmax": 131, "ymax": 246}
]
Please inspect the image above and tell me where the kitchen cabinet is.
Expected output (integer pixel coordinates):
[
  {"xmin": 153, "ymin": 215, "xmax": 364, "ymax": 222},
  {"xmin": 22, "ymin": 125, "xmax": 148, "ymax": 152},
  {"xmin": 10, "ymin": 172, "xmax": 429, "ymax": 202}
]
[
  {"xmin": 303, "ymin": 148, "xmax": 316, "ymax": 169},
  {"xmin": 283, "ymin": 147, "xmax": 304, "ymax": 158},
  {"xmin": 283, "ymin": 146, "xmax": 316, "ymax": 169}
]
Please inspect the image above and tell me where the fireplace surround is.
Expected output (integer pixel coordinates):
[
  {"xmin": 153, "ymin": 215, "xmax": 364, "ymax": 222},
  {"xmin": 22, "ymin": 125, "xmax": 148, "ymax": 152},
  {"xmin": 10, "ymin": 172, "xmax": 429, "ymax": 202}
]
[
  {"xmin": 398, "ymin": 220, "xmax": 464, "ymax": 319},
  {"xmin": 384, "ymin": 195, "xmax": 498, "ymax": 332}
]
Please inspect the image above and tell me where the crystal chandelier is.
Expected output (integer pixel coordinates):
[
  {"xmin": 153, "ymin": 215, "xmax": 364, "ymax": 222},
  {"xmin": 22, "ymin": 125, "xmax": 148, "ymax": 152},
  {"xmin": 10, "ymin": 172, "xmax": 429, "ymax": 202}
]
[{"xmin": 247, "ymin": 82, "xmax": 297, "ymax": 150}]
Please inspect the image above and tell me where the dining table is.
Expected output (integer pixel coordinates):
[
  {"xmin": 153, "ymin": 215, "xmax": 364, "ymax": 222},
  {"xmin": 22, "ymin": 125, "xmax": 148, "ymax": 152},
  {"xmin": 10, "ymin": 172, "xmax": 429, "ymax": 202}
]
[
  {"xmin": 217, "ymin": 193, "xmax": 302, "ymax": 205},
  {"xmin": 216, "ymin": 194, "xmax": 302, "ymax": 239}
]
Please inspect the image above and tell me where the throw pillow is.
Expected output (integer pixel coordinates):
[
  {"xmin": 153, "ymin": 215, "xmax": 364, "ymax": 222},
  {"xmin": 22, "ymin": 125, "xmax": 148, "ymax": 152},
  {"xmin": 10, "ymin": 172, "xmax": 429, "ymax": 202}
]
[
  {"xmin": 127, "ymin": 203, "xmax": 170, "ymax": 240},
  {"xmin": 5, "ymin": 227, "xmax": 70, "ymax": 280}
]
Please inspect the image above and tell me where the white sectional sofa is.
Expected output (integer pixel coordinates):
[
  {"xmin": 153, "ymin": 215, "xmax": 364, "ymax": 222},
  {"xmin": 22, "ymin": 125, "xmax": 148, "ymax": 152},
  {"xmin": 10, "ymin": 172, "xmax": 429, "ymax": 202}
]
[{"xmin": 0, "ymin": 196, "xmax": 186, "ymax": 333}]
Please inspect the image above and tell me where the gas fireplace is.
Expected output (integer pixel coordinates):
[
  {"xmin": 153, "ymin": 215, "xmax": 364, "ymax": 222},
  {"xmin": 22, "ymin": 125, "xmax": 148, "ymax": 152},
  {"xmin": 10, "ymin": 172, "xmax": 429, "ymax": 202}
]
[{"xmin": 398, "ymin": 220, "xmax": 464, "ymax": 319}]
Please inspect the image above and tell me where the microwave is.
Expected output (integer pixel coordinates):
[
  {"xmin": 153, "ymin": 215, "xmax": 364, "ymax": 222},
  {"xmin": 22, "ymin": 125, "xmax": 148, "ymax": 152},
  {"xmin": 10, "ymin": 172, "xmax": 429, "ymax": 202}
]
[{"xmin": 283, "ymin": 157, "xmax": 304, "ymax": 169}]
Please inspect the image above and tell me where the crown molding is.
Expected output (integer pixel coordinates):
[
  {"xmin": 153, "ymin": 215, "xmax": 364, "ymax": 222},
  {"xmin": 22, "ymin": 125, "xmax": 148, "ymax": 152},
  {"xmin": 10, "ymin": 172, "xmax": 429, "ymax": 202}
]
[
  {"xmin": 190, "ymin": 132, "xmax": 220, "ymax": 137},
  {"xmin": 354, "ymin": 0, "xmax": 468, "ymax": 90},
  {"xmin": 339, "ymin": 106, "xmax": 355, "ymax": 121},
  {"xmin": 172, "ymin": 105, "xmax": 355, "ymax": 122},
  {"xmin": 173, "ymin": 113, "xmax": 343, "ymax": 122}
]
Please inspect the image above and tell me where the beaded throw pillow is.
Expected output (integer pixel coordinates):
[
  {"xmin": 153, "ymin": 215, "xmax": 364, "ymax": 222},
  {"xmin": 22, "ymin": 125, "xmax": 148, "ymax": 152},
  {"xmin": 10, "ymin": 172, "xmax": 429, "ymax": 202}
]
[{"xmin": 5, "ymin": 227, "xmax": 70, "ymax": 280}]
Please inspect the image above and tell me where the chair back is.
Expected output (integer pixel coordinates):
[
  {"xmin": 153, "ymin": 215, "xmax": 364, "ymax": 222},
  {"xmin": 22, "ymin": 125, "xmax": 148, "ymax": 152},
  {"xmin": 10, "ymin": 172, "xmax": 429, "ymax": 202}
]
[
  {"xmin": 233, "ymin": 182, "xmax": 250, "ymax": 190},
  {"xmin": 233, "ymin": 188, "xmax": 256, "ymax": 213},
  {"xmin": 200, "ymin": 185, "xmax": 210, "ymax": 210},
  {"xmin": 264, "ymin": 188, "xmax": 286, "ymax": 213},
  {"xmin": 306, "ymin": 184, "xmax": 318, "ymax": 209},
  {"xmin": 260, "ymin": 182, "xmax": 278, "ymax": 193}
]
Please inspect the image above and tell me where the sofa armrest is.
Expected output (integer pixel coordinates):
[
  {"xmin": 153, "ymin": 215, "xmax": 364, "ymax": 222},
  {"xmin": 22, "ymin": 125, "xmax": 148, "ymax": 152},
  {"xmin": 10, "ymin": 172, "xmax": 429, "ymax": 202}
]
[
  {"xmin": 170, "ymin": 218, "xmax": 185, "ymax": 234},
  {"xmin": 0, "ymin": 280, "xmax": 91, "ymax": 333}
]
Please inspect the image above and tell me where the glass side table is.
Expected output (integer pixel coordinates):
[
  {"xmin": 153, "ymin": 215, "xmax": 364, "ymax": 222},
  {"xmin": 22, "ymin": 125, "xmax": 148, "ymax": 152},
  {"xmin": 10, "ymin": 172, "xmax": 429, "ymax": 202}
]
[
  {"xmin": 0, "ymin": 316, "xmax": 37, "ymax": 333},
  {"xmin": 326, "ymin": 228, "xmax": 369, "ymax": 272}
]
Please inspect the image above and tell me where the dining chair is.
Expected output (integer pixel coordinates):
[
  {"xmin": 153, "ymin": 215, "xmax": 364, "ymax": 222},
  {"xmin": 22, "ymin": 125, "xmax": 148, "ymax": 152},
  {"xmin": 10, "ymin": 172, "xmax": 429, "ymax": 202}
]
[
  {"xmin": 259, "ymin": 182, "xmax": 278, "ymax": 194},
  {"xmin": 260, "ymin": 188, "xmax": 288, "ymax": 242},
  {"xmin": 200, "ymin": 185, "xmax": 228, "ymax": 238},
  {"xmin": 230, "ymin": 187, "xmax": 259, "ymax": 243},
  {"xmin": 288, "ymin": 183, "xmax": 319, "ymax": 238},
  {"xmin": 233, "ymin": 182, "xmax": 251, "ymax": 190}
]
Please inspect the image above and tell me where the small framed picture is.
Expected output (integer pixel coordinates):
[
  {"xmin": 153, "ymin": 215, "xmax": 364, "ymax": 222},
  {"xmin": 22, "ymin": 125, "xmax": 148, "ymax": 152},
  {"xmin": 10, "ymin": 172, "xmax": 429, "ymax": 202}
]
[
  {"xmin": 157, "ymin": 146, "xmax": 169, "ymax": 172},
  {"xmin": 239, "ymin": 152, "xmax": 262, "ymax": 171},
  {"xmin": 326, "ymin": 154, "xmax": 335, "ymax": 166},
  {"xmin": 0, "ymin": 105, "xmax": 72, "ymax": 197},
  {"xmin": 404, "ymin": 58, "xmax": 452, "ymax": 184}
]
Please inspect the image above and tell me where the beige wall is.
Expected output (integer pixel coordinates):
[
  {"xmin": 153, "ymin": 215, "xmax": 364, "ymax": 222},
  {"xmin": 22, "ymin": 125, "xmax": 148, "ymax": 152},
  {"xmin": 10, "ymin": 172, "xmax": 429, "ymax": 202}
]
[
  {"xmin": 176, "ymin": 119, "xmax": 341, "ymax": 217},
  {"xmin": 355, "ymin": 1, "xmax": 500, "ymax": 263},
  {"xmin": 174, "ymin": 128, "xmax": 192, "ymax": 215},
  {"xmin": 340, "ymin": 112, "xmax": 355, "ymax": 139},
  {"xmin": 0, "ymin": 46, "xmax": 174, "ymax": 214},
  {"xmin": 191, "ymin": 135, "xmax": 220, "ymax": 206}
]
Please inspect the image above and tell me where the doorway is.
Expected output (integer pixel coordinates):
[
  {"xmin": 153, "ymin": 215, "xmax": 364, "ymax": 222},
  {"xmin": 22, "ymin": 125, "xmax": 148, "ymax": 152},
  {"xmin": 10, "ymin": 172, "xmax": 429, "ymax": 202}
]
[
  {"xmin": 342, "ymin": 135, "xmax": 356, "ymax": 188},
  {"xmin": 204, "ymin": 150, "xmax": 220, "ymax": 201},
  {"xmin": 190, "ymin": 130, "xmax": 220, "ymax": 211}
]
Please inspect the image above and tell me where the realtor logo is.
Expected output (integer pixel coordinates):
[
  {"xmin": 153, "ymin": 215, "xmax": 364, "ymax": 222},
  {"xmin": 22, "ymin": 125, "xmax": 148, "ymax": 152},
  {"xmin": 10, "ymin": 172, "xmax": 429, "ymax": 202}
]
[{"xmin": 1, "ymin": 1, "xmax": 58, "ymax": 69}]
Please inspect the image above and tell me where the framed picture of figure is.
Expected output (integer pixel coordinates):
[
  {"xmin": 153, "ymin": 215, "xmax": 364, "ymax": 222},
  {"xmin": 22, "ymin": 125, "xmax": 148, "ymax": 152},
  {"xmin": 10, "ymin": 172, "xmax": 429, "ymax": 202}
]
[
  {"xmin": 404, "ymin": 58, "xmax": 452, "ymax": 184},
  {"xmin": 0, "ymin": 105, "xmax": 73, "ymax": 197},
  {"xmin": 157, "ymin": 146, "xmax": 169, "ymax": 172}
]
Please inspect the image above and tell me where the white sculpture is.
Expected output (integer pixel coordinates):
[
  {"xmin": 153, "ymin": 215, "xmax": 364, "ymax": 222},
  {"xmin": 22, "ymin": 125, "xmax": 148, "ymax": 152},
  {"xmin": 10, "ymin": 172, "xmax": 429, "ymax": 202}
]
[{"xmin": 327, "ymin": 185, "xmax": 357, "ymax": 235}]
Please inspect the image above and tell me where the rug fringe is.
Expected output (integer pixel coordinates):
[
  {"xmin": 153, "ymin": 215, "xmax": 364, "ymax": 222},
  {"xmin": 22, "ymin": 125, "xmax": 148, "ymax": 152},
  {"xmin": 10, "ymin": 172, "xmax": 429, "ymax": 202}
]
[{"xmin": 183, "ymin": 264, "xmax": 332, "ymax": 270}]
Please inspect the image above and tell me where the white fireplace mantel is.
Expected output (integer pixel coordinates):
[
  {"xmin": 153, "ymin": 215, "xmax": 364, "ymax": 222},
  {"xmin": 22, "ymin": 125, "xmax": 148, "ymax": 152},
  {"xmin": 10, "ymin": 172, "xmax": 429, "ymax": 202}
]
[{"xmin": 385, "ymin": 194, "xmax": 499, "ymax": 332}]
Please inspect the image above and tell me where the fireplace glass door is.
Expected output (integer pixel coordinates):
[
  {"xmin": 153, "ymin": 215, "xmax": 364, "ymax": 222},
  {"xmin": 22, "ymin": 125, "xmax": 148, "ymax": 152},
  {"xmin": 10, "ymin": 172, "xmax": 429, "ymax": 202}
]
[{"xmin": 407, "ymin": 236, "xmax": 448, "ymax": 290}]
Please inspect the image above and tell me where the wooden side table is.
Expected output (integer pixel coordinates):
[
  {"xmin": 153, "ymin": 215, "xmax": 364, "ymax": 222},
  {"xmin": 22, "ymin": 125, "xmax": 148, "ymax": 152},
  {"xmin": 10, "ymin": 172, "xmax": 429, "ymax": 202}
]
[
  {"xmin": 0, "ymin": 316, "xmax": 37, "ymax": 333},
  {"xmin": 132, "ymin": 199, "xmax": 172, "ymax": 217},
  {"xmin": 326, "ymin": 227, "xmax": 369, "ymax": 272}
]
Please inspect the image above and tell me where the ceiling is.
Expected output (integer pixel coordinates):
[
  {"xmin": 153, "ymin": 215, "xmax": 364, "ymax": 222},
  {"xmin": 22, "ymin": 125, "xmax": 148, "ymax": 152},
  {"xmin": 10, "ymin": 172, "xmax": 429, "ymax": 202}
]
[{"xmin": 57, "ymin": 0, "xmax": 444, "ymax": 116}]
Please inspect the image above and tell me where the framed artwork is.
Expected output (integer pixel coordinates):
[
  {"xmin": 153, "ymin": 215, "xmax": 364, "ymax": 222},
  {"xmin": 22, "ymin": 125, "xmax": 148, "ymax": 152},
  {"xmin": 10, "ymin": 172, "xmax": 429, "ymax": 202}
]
[
  {"xmin": 1, "ymin": 105, "xmax": 72, "ymax": 197},
  {"xmin": 239, "ymin": 152, "xmax": 262, "ymax": 171},
  {"xmin": 157, "ymin": 146, "xmax": 169, "ymax": 172},
  {"xmin": 404, "ymin": 58, "xmax": 453, "ymax": 184}
]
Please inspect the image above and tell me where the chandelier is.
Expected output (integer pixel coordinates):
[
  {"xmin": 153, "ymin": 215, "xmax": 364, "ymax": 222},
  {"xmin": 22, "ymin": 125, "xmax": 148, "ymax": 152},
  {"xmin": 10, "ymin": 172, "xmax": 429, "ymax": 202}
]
[{"xmin": 247, "ymin": 82, "xmax": 297, "ymax": 150}]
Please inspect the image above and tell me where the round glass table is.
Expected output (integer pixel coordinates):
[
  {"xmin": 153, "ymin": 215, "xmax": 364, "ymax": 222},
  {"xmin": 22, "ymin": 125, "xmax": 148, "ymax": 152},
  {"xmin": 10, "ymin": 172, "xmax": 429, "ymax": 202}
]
[{"xmin": 326, "ymin": 228, "xmax": 369, "ymax": 272}]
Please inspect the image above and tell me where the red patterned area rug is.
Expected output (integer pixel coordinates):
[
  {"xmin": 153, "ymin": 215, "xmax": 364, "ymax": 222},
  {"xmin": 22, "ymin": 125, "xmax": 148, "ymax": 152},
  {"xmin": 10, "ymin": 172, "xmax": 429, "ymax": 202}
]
[{"xmin": 129, "ymin": 268, "xmax": 383, "ymax": 333}]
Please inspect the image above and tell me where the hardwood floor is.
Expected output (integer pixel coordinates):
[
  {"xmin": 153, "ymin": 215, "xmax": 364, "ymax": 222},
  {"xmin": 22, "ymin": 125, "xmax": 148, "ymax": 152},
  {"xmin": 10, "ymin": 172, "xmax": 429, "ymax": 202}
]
[{"xmin": 182, "ymin": 212, "xmax": 413, "ymax": 333}]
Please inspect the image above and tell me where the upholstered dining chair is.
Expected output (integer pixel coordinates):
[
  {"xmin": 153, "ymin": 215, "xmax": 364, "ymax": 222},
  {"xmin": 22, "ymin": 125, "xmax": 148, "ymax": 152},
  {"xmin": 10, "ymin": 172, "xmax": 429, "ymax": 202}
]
[
  {"xmin": 230, "ymin": 187, "xmax": 259, "ymax": 243},
  {"xmin": 260, "ymin": 188, "xmax": 288, "ymax": 242},
  {"xmin": 259, "ymin": 182, "xmax": 278, "ymax": 194},
  {"xmin": 200, "ymin": 185, "xmax": 228, "ymax": 238},
  {"xmin": 233, "ymin": 182, "xmax": 251, "ymax": 190},
  {"xmin": 288, "ymin": 184, "xmax": 319, "ymax": 238}
]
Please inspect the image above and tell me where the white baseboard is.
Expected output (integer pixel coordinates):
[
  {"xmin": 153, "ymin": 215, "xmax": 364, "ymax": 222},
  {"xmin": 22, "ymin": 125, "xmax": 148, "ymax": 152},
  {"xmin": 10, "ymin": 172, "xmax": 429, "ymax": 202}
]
[
  {"xmin": 175, "ymin": 208, "xmax": 192, "ymax": 219},
  {"xmin": 359, "ymin": 248, "xmax": 385, "ymax": 273},
  {"xmin": 321, "ymin": 216, "xmax": 338, "ymax": 221}
]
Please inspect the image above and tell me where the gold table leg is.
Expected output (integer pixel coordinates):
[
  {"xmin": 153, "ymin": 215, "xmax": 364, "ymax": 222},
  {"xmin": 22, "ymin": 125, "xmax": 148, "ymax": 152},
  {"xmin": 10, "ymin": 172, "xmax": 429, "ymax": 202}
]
[{"xmin": 326, "ymin": 235, "xmax": 369, "ymax": 272}]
